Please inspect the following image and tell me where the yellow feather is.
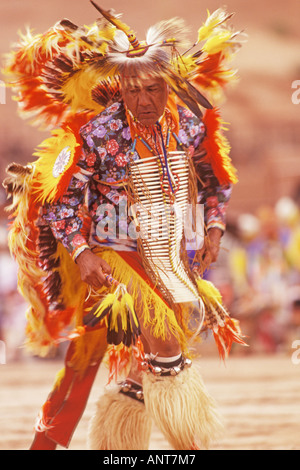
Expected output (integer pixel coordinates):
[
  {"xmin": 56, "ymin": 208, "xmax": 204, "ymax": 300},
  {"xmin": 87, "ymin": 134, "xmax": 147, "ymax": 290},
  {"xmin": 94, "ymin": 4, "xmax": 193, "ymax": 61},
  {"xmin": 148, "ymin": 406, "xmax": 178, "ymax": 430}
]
[
  {"xmin": 202, "ymin": 30, "xmax": 233, "ymax": 56},
  {"xmin": 92, "ymin": 247, "xmax": 194, "ymax": 353},
  {"xmin": 197, "ymin": 8, "xmax": 233, "ymax": 43},
  {"xmin": 85, "ymin": 22, "xmax": 116, "ymax": 43},
  {"xmin": 175, "ymin": 54, "xmax": 198, "ymax": 79},
  {"xmin": 120, "ymin": 292, "xmax": 139, "ymax": 330},
  {"xmin": 196, "ymin": 278, "xmax": 223, "ymax": 306},
  {"xmin": 61, "ymin": 66, "xmax": 106, "ymax": 114},
  {"xmin": 90, "ymin": 293, "xmax": 116, "ymax": 318},
  {"xmin": 109, "ymin": 298, "xmax": 123, "ymax": 331}
]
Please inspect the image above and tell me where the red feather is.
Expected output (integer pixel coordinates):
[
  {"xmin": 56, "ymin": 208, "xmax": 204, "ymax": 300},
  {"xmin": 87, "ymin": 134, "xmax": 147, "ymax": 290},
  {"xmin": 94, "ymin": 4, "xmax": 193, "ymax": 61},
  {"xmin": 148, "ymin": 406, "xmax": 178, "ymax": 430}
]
[
  {"xmin": 213, "ymin": 317, "xmax": 248, "ymax": 361},
  {"xmin": 201, "ymin": 107, "xmax": 238, "ymax": 185}
]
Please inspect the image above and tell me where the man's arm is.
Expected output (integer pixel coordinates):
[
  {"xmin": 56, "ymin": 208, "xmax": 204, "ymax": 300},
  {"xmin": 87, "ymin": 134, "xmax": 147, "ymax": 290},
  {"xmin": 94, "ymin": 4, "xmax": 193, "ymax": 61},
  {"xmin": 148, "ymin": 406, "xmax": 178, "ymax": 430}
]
[
  {"xmin": 178, "ymin": 105, "xmax": 232, "ymax": 272},
  {"xmin": 195, "ymin": 167, "xmax": 232, "ymax": 273},
  {"xmin": 197, "ymin": 226, "xmax": 223, "ymax": 274},
  {"xmin": 194, "ymin": 146, "xmax": 233, "ymax": 273},
  {"xmin": 75, "ymin": 248, "xmax": 112, "ymax": 290},
  {"xmin": 42, "ymin": 136, "xmax": 112, "ymax": 289}
]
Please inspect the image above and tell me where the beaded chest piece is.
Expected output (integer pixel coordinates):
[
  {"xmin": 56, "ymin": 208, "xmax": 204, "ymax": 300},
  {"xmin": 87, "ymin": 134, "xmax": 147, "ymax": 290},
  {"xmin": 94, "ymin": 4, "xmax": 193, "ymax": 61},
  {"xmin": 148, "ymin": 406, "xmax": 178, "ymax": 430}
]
[{"xmin": 128, "ymin": 150, "xmax": 201, "ymax": 305}]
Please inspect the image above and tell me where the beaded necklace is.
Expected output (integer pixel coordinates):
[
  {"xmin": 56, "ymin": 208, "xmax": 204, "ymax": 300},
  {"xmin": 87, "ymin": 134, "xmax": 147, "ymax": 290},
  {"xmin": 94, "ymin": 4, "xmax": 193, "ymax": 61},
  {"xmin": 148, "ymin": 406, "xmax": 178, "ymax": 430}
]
[{"xmin": 128, "ymin": 113, "xmax": 184, "ymax": 205}]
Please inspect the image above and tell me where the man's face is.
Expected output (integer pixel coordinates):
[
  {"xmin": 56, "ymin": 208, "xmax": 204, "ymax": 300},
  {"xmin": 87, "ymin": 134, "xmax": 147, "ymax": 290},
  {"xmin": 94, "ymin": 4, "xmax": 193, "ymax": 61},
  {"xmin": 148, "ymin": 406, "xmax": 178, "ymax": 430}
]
[{"xmin": 121, "ymin": 75, "xmax": 169, "ymax": 126}]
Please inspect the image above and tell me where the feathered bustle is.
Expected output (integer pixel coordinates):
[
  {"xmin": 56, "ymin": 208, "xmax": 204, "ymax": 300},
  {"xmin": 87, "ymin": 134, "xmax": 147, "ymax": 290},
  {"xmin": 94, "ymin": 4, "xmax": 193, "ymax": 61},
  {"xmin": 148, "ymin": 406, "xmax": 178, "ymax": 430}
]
[
  {"xmin": 201, "ymin": 107, "xmax": 238, "ymax": 185},
  {"xmin": 196, "ymin": 278, "xmax": 248, "ymax": 360}
]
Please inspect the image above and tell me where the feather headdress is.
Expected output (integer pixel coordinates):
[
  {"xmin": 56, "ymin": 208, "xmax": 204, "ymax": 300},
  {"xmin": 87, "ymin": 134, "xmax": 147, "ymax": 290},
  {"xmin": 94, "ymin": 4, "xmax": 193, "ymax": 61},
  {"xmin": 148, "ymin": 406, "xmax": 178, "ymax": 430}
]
[
  {"xmin": 89, "ymin": 2, "xmax": 246, "ymax": 117},
  {"xmin": 90, "ymin": 2, "xmax": 212, "ymax": 118},
  {"xmin": 3, "ymin": 1, "xmax": 245, "ymax": 127}
]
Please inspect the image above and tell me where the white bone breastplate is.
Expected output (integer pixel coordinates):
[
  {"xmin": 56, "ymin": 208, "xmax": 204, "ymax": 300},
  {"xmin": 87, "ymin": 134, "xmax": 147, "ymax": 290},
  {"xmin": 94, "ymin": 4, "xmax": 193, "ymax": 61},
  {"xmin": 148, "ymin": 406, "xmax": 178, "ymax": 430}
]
[{"xmin": 129, "ymin": 151, "xmax": 200, "ymax": 304}]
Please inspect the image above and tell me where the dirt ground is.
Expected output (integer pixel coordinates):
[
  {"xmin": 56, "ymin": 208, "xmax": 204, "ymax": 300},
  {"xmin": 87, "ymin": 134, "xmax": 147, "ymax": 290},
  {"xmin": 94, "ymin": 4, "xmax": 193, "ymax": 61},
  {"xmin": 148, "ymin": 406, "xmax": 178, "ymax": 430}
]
[
  {"xmin": 1, "ymin": 0, "xmax": 300, "ymax": 215},
  {"xmin": 1, "ymin": 352, "xmax": 300, "ymax": 451}
]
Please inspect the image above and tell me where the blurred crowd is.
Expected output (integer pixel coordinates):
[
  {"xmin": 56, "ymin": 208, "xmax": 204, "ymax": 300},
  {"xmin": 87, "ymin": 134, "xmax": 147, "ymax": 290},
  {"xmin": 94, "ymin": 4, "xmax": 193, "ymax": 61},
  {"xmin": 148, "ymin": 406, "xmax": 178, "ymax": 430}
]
[
  {"xmin": 0, "ymin": 183, "xmax": 300, "ymax": 361},
  {"xmin": 0, "ymin": 188, "xmax": 27, "ymax": 362},
  {"xmin": 208, "ymin": 193, "xmax": 300, "ymax": 355}
]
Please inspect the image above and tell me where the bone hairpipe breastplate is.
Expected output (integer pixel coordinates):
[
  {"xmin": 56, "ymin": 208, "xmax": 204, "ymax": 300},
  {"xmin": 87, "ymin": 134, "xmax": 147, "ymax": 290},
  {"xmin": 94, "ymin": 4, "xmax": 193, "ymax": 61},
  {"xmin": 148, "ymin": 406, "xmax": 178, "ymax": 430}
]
[{"xmin": 128, "ymin": 151, "xmax": 201, "ymax": 304}]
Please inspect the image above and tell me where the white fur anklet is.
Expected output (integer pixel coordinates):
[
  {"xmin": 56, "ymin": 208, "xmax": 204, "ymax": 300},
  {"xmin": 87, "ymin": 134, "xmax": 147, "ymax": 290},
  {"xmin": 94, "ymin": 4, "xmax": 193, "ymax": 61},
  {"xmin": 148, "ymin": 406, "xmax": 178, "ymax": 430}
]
[
  {"xmin": 142, "ymin": 364, "xmax": 224, "ymax": 450},
  {"xmin": 88, "ymin": 387, "xmax": 152, "ymax": 450}
]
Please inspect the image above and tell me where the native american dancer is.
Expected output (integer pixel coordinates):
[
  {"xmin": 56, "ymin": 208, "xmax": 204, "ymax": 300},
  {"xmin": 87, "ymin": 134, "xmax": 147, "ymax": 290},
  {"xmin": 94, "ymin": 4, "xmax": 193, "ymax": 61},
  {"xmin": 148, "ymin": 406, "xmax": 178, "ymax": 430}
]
[{"xmin": 3, "ymin": 2, "xmax": 247, "ymax": 450}]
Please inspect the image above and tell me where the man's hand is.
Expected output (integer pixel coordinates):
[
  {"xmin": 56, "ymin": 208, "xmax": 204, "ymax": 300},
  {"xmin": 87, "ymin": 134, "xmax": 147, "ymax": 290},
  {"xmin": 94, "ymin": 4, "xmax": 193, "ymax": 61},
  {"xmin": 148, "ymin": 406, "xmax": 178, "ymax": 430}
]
[
  {"xmin": 76, "ymin": 249, "xmax": 112, "ymax": 289},
  {"xmin": 196, "ymin": 227, "xmax": 223, "ymax": 275}
]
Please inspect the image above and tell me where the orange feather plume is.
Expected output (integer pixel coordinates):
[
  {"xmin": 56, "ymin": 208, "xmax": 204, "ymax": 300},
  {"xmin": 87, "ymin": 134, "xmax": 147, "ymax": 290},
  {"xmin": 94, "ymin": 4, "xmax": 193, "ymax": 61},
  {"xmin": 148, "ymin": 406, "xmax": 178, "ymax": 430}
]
[
  {"xmin": 202, "ymin": 107, "xmax": 238, "ymax": 185},
  {"xmin": 212, "ymin": 317, "xmax": 248, "ymax": 361}
]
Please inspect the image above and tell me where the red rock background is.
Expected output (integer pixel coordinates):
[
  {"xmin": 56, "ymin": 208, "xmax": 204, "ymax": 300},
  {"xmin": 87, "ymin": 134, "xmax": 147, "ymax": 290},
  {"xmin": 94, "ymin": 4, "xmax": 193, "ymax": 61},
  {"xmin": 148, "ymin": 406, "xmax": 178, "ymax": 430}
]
[{"xmin": 1, "ymin": 0, "xmax": 300, "ymax": 218}]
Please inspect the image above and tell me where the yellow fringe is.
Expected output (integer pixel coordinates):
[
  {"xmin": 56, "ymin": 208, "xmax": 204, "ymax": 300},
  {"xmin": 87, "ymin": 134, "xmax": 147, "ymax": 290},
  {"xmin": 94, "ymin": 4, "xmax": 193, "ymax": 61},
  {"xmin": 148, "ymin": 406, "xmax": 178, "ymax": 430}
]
[
  {"xmin": 52, "ymin": 367, "xmax": 67, "ymax": 391},
  {"xmin": 93, "ymin": 247, "xmax": 193, "ymax": 352},
  {"xmin": 54, "ymin": 242, "xmax": 86, "ymax": 312},
  {"xmin": 69, "ymin": 246, "xmax": 199, "ymax": 374},
  {"xmin": 120, "ymin": 292, "xmax": 140, "ymax": 331},
  {"xmin": 55, "ymin": 246, "xmax": 108, "ymax": 375},
  {"xmin": 70, "ymin": 327, "xmax": 108, "ymax": 377}
]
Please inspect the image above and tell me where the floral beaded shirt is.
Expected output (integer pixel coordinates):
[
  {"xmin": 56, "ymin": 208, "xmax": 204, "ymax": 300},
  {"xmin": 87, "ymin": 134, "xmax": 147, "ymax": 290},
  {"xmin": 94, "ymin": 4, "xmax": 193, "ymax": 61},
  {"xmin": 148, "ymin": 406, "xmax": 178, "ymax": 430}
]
[{"xmin": 43, "ymin": 100, "xmax": 232, "ymax": 260}]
